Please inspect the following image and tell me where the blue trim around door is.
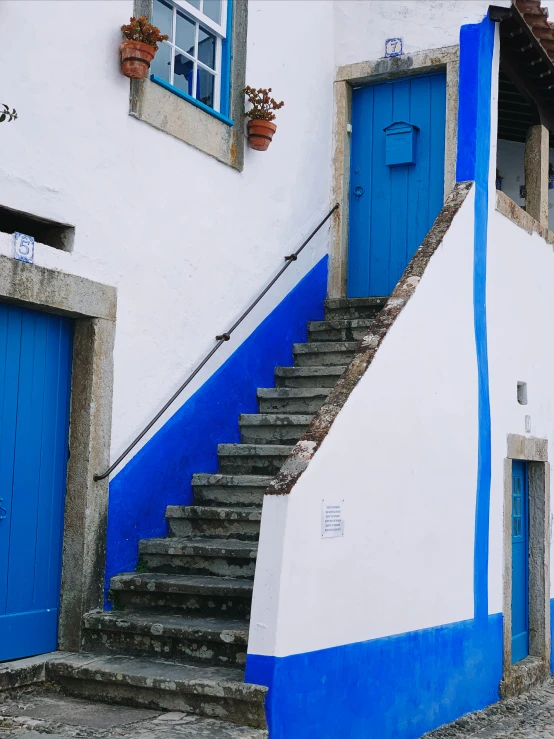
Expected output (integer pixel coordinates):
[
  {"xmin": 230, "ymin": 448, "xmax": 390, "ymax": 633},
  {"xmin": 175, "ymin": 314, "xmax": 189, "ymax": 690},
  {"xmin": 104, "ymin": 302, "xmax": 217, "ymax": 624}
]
[{"xmin": 0, "ymin": 303, "xmax": 73, "ymax": 661}]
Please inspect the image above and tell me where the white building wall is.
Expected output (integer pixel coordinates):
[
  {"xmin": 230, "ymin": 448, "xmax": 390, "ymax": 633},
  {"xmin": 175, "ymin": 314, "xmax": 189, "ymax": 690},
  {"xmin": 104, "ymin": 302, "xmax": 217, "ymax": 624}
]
[
  {"xmin": 333, "ymin": 0, "xmax": 510, "ymax": 68},
  {"xmin": 0, "ymin": 0, "xmax": 334, "ymax": 463},
  {"xmin": 250, "ymin": 189, "xmax": 479, "ymax": 658},
  {"xmin": 487, "ymin": 210, "xmax": 554, "ymax": 616}
]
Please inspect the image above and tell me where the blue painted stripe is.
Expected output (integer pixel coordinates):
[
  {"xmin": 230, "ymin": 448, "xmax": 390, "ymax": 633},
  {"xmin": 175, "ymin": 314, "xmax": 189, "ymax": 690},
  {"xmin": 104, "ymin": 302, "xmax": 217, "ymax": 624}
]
[
  {"xmin": 150, "ymin": 74, "xmax": 234, "ymax": 126},
  {"xmin": 246, "ymin": 616, "xmax": 503, "ymax": 739},
  {"xmin": 220, "ymin": 0, "xmax": 233, "ymax": 118},
  {"xmin": 105, "ymin": 257, "xmax": 328, "ymax": 599},
  {"xmin": 456, "ymin": 16, "xmax": 495, "ymax": 622}
]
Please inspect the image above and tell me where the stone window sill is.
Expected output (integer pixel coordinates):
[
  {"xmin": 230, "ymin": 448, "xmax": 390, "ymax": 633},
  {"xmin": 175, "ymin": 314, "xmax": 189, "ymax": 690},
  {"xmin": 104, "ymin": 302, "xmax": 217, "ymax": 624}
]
[
  {"xmin": 496, "ymin": 190, "xmax": 554, "ymax": 245},
  {"xmin": 129, "ymin": 0, "xmax": 247, "ymax": 171},
  {"xmin": 150, "ymin": 75, "xmax": 235, "ymax": 127},
  {"xmin": 130, "ymin": 77, "xmax": 243, "ymax": 170}
]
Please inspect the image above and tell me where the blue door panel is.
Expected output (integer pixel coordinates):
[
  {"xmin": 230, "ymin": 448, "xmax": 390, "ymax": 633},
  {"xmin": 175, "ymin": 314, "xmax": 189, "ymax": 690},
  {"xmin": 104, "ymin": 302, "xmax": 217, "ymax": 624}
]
[
  {"xmin": 0, "ymin": 304, "xmax": 73, "ymax": 661},
  {"xmin": 511, "ymin": 459, "xmax": 529, "ymax": 663},
  {"xmin": 34, "ymin": 320, "xmax": 73, "ymax": 611},
  {"xmin": 348, "ymin": 73, "xmax": 446, "ymax": 297},
  {"xmin": 0, "ymin": 609, "xmax": 59, "ymax": 661}
]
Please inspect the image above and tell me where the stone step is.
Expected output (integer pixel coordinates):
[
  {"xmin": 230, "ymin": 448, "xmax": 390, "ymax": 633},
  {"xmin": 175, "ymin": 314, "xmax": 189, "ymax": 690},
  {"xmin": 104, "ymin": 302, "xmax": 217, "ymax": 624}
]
[
  {"xmin": 239, "ymin": 413, "xmax": 311, "ymax": 444},
  {"xmin": 274, "ymin": 365, "xmax": 347, "ymax": 388},
  {"xmin": 192, "ymin": 474, "xmax": 271, "ymax": 507},
  {"xmin": 293, "ymin": 341, "xmax": 358, "ymax": 367},
  {"xmin": 110, "ymin": 572, "xmax": 253, "ymax": 617},
  {"xmin": 139, "ymin": 538, "xmax": 258, "ymax": 579},
  {"xmin": 324, "ymin": 296, "xmax": 387, "ymax": 320},
  {"xmin": 82, "ymin": 610, "xmax": 249, "ymax": 668},
  {"xmin": 217, "ymin": 444, "xmax": 293, "ymax": 476},
  {"xmin": 46, "ymin": 652, "xmax": 267, "ymax": 729},
  {"xmin": 308, "ymin": 318, "xmax": 375, "ymax": 342},
  {"xmin": 166, "ymin": 505, "xmax": 261, "ymax": 541},
  {"xmin": 257, "ymin": 387, "xmax": 329, "ymax": 414}
]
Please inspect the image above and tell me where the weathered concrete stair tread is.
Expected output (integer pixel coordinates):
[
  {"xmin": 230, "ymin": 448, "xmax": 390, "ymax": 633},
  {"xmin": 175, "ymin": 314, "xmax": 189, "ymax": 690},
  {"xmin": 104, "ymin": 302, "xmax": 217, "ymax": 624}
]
[
  {"xmin": 257, "ymin": 388, "xmax": 328, "ymax": 400},
  {"xmin": 240, "ymin": 413, "xmax": 313, "ymax": 426},
  {"xmin": 293, "ymin": 341, "xmax": 358, "ymax": 353},
  {"xmin": 274, "ymin": 365, "xmax": 347, "ymax": 388},
  {"xmin": 274, "ymin": 366, "xmax": 346, "ymax": 378},
  {"xmin": 324, "ymin": 297, "xmax": 387, "ymax": 310},
  {"xmin": 309, "ymin": 318, "xmax": 375, "ymax": 330},
  {"xmin": 191, "ymin": 475, "xmax": 270, "ymax": 508},
  {"xmin": 84, "ymin": 610, "xmax": 249, "ymax": 643},
  {"xmin": 166, "ymin": 506, "xmax": 262, "ymax": 522},
  {"xmin": 46, "ymin": 652, "xmax": 266, "ymax": 700},
  {"xmin": 192, "ymin": 474, "xmax": 274, "ymax": 487},
  {"xmin": 140, "ymin": 538, "xmax": 258, "ymax": 558},
  {"xmin": 217, "ymin": 443, "xmax": 294, "ymax": 455},
  {"xmin": 111, "ymin": 572, "xmax": 254, "ymax": 597}
]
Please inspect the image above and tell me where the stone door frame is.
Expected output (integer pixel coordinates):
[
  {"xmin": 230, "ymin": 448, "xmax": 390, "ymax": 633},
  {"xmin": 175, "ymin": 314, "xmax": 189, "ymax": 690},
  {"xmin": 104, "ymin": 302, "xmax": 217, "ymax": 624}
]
[
  {"xmin": 0, "ymin": 255, "xmax": 116, "ymax": 652},
  {"xmin": 330, "ymin": 45, "xmax": 459, "ymax": 298},
  {"xmin": 502, "ymin": 434, "xmax": 551, "ymax": 695}
]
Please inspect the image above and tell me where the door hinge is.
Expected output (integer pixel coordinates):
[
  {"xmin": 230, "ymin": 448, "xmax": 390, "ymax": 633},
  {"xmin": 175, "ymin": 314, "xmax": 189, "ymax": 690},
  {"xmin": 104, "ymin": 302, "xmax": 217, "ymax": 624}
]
[{"xmin": 346, "ymin": 123, "xmax": 352, "ymax": 134}]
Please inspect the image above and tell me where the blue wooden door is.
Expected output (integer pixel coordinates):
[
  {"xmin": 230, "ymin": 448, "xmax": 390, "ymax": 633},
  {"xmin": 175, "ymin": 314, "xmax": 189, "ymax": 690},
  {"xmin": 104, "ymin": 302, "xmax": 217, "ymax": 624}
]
[
  {"xmin": 0, "ymin": 303, "xmax": 73, "ymax": 661},
  {"xmin": 347, "ymin": 73, "xmax": 446, "ymax": 297},
  {"xmin": 511, "ymin": 460, "xmax": 529, "ymax": 663}
]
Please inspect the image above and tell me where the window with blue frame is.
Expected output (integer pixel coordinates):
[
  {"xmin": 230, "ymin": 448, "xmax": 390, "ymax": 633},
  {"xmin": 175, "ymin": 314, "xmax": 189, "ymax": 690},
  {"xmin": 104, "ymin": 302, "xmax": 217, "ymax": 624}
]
[{"xmin": 151, "ymin": 0, "xmax": 231, "ymax": 117}]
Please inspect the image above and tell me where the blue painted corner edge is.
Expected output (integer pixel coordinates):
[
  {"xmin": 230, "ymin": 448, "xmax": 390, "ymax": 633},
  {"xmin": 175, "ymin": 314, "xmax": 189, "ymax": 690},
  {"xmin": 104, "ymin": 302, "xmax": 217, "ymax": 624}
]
[{"xmin": 456, "ymin": 16, "xmax": 495, "ymax": 622}]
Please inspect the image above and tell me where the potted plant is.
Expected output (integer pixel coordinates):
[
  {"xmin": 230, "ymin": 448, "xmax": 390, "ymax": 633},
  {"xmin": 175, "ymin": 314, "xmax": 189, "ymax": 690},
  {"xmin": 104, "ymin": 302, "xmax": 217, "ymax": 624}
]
[
  {"xmin": 244, "ymin": 86, "xmax": 284, "ymax": 151},
  {"xmin": 120, "ymin": 16, "xmax": 168, "ymax": 80}
]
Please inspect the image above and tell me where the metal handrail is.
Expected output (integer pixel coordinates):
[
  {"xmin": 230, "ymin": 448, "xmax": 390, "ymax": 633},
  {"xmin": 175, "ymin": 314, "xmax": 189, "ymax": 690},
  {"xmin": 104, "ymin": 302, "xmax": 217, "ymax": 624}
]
[{"xmin": 94, "ymin": 203, "xmax": 340, "ymax": 481}]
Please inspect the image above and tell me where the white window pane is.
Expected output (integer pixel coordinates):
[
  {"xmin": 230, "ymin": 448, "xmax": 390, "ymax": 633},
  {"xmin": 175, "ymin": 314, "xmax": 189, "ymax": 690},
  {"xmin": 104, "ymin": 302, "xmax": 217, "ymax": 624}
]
[
  {"xmin": 203, "ymin": 0, "xmax": 221, "ymax": 24},
  {"xmin": 176, "ymin": 10, "xmax": 196, "ymax": 56},
  {"xmin": 174, "ymin": 51, "xmax": 194, "ymax": 96},
  {"xmin": 153, "ymin": 0, "xmax": 173, "ymax": 42},
  {"xmin": 196, "ymin": 68, "xmax": 215, "ymax": 108},
  {"xmin": 183, "ymin": 0, "xmax": 201, "ymax": 10},
  {"xmin": 151, "ymin": 41, "xmax": 172, "ymax": 81},
  {"xmin": 198, "ymin": 27, "xmax": 216, "ymax": 70}
]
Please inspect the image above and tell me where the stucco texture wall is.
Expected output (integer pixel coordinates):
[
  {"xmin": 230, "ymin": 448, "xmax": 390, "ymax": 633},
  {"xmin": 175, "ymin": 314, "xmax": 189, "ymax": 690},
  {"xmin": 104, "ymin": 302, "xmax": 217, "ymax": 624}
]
[
  {"xmin": 0, "ymin": 0, "xmax": 334, "ymax": 464},
  {"xmin": 333, "ymin": 0, "xmax": 510, "ymax": 68},
  {"xmin": 486, "ymin": 209, "xmax": 554, "ymax": 616}
]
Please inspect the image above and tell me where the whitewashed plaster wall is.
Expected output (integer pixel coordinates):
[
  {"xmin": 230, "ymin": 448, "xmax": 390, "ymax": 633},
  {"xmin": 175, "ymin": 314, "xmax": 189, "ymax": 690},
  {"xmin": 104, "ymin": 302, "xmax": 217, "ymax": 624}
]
[
  {"xmin": 0, "ymin": 0, "xmax": 334, "ymax": 463},
  {"xmin": 249, "ymin": 190, "xmax": 479, "ymax": 657},
  {"xmin": 333, "ymin": 0, "xmax": 511, "ymax": 68},
  {"xmin": 496, "ymin": 140, "xmax": 554, "ymax": 228},
  {"xmin": 487, "ymin": 210, "xmax": 554, "ymax": 616}
]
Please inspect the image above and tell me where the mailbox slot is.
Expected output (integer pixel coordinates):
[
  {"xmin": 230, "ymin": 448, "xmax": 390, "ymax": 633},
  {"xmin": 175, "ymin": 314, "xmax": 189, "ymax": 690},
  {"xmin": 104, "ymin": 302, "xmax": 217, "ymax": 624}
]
[{"xmin": 384, "ymin": 121, "xmax": 419, "ymax": 166}]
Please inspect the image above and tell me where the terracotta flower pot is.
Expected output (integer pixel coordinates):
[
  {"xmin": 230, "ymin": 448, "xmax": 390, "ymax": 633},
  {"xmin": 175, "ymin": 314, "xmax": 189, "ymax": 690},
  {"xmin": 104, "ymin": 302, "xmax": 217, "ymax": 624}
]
[
  {"xmin": 247, "ymin": 119, "xmax": 277, "ymax": 151},
  {"xmin": 120, "ymin": 40, "xmax": 156, "ymax": 80}
]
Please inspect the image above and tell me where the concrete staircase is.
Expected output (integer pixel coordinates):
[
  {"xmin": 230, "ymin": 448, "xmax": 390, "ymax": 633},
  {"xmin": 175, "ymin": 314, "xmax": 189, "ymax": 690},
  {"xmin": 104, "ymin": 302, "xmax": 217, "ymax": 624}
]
[{"xmin": 49, "ymin": 297, "xmax": 386, "ymax": 730}]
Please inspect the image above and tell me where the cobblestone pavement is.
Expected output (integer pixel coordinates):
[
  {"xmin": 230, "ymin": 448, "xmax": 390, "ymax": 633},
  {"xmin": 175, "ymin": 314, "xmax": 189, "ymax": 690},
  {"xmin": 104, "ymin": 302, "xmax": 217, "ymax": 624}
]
[
  {"xmin": 7, "ymin": 681, "xmax": 554, "ymax": 738},
  {"xmin": 425, "ymin": 679, "xmax": 554, "ymax": 738},
  {"xmin": 0, "ymin": 688, "xmax": 268, "ymax": 739}
]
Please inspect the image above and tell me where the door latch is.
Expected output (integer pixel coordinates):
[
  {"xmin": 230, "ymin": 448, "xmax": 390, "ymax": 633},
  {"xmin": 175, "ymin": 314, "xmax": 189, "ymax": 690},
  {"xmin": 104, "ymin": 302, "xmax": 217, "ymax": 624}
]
[{"xmin": 354, "ymin": 185, "xmax": 365, "ymax": 199}]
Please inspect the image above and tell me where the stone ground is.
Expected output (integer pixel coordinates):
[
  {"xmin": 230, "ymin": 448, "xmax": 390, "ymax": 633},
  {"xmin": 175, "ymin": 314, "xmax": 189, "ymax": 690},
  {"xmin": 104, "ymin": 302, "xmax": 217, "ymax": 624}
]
[
  {"xmin": 6, "ymin": 681, "xmax": 554, "ymax": 738},
  {"xmin": 424, "ymin": 679, "xmax": 554, "ymax": 738},
  {"xmin": 0, "ymin": 687, "xmax": 268, "ymax": 739}
]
